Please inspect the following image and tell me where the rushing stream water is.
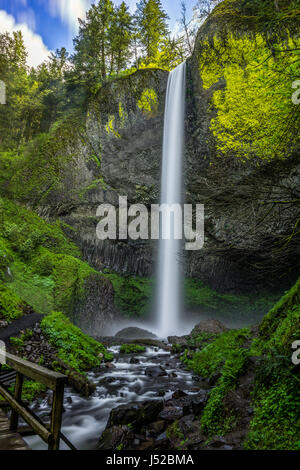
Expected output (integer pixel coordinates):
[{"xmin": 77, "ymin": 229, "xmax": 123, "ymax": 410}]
[{"xmin": 26, "ymin": 346, "xmax": 197, "ymax": 450}]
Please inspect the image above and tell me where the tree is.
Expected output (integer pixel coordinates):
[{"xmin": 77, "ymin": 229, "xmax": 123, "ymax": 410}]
[
  {"xmin": 0, "ymin": 31, "xmax": 45, "ymax": 148},
  {"xmin": 73, "ymin": 0, "xmax": 115, "ymax": 83},
  {"xmin": 180, "ymin": 0, "xmax": 194, "ymax": 56},
  {"xmin": 32, "ymin": 48, "xmax": 71, "ymax": 129},
  {"xmin": 194, "ymin": 0, "xmax": 222, "ymax": 21},
  {"xmin": 110, "ymin": 2, "xmax": 133, "ymax": 74},
  {"xmin": 136, "ymin": 0, "xmax": 169, "ymax": 63}
]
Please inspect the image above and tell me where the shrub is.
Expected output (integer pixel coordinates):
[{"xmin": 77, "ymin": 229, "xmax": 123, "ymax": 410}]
[{"xmin": 119, "ymin": 344, "xmax": 146, "ymax": 354}]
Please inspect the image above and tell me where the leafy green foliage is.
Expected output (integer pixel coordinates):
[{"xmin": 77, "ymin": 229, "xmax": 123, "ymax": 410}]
[
  {"xmin": 245, "ymin": 279, "xmax": 300, "ymax": 450},
  {"xmin": 41, "ymin": 312, "xmax": 113, "ymax": 373},
  {"xmin": 181, "ymin": 328, "xmax": 250, "ymax": 436},
  {"xmin": 185, "ymin": 278, "xmax": 277, "ymax": 320},
  {"xmin": 201, "ymin": 348, "xmax": 248, "ymax": 436},
  {"xmin": 245, "ymin": 365, "xmax": 300, "ymax": 450},
  {"xmin": 0, "ymin": 282, "xmax": 24, "ymax": 321},
  {"xmin": 119, "ymin": 344, "xmax": 146, "ymax": 354},
  {"xmin": 10, "ymin": 329, "xmax": 33, "ymax": 351},
  {"xmin": 259, "ymin": 278, "xmax": 300, "ymax": 344},
  {"xmin": 9, "ymin": 336, "xmax": 24, "ymax": 350},
  {"xmin": 181, "ymin": 328, "xmax": 250, "ymax": 379},
  {"xmin": 9, "ymin": 380, "xmax": 47, "ymax": 402}
]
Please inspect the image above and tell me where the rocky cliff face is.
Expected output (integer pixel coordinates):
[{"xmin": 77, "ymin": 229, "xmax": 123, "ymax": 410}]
[
  {"xmin": 183, "ymin": 7, "xmax": 300, "ymax": 293},
  {"xmin": 37, "ymin": 69, "xmax": 168, "ymax": 278},
  {"xmin": 34, "ymin": 6, "xmax": 299, "ymax": 296}
]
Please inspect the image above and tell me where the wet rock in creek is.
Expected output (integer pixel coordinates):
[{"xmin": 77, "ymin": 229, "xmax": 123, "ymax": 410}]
[
  {"xmin": 115, "ymin": 327, "xmax": 157, "ymax": 339},
  {"xmin": 145, "ymin": 366, "xmax": 167, "ymax": 377}
]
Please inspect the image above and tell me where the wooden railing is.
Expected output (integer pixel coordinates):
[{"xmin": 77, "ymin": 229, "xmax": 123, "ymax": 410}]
[{"xmin": 0, "ymin": 351, "xmax": 76, "ymax": 450}]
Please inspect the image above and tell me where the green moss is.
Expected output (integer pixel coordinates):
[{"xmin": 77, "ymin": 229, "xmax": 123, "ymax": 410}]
[
  {"xmin": 0, "ymin": 197, "xmax": 80, "ymax": 259},
  {"xmin": 79, "ymin": 177, "xmax": 108, "ymax": 198},
  {"xmin": 181, "ymin": 328, "xmax": 250, "ymax": 379},
  {"xmin": 185, "ymin": 278, "xmax": 277, "ymax": 320},
  {"xmin": 245, "ymin": 363, "xmax": 300, "ymax": 450},
  {"xmin": 119, "ymin": 344, "xmax": 146, "ymax": 354},
  {"xmin": 137, "ymin": 88, "xmax": 158, "ymax": 115},
  {"xmin": 105, "ymin": 115, "xmax": 121, "ymax": 138},
  {"xmin": 244, "ymin": 279, "xmax": 300, "ymax": 449},
  {"xmin": 199, "ymin": 30, "xmax": 299, "ymax": 161},
  {"xmin": 51, "ymin": 254, "xmax": 97, "ymax": 316},
  {"xmin": 0, "ymin": 112, "xmax": 85, "ymax": 203},
  {"xmin": 41, "ymin": 312, "xmax": 113, "ymax": 373},
  {"xmin": 104, "ymin": 272, "xmax": 153, "ymax": 317},
  {"xmin": 181, "ymin": 328, "xmax": 250, "ymax": 436},
  {"xmin": 166, "ymin": 420, "xmax": 187, "ymax": 449},
  {"xmin": 0, "ymin": 282, "xmax": 24, "ymax": 322},
  {"xmin": 259, "ymin": 278, "xmax": 300, "ymax": 342},
  {"xmin": 200, "ymin": 348, "xmax": 248, "ymax": 436},
  {"xmin": 0, "ymin": 197, "xmax": 106, "ymax": 318}
]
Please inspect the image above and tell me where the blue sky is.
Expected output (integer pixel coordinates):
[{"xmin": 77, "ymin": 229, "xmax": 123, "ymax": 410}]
[{"xmin": 0, "ymin": 0, "xmax": 197, "ymax": 67}]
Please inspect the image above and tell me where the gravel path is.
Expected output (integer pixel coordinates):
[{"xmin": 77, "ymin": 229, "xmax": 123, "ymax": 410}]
[{"xmin": 0, "ymin": 314, "xmax": 44, "ymax": 345}]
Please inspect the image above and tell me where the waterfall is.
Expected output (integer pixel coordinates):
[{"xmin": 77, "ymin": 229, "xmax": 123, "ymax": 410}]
[{"xmin": 156, "ymin": 62, "xmax": 186, "ymax": 338}]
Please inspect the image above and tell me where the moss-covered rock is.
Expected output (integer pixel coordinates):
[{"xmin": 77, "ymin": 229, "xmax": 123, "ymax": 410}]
[
  {"xmin": 243, "ymin": 279, "xmax": 300, "ymax": 449},
  {"xmin": 0, "ymin": 197, "xmax": 116, "ymax": 329},
  {"xmin": 119, "ymin": 344, "xmax": 146, "ymax": 354},
  {"xmin": 41, "ymin": 312, "xmax": 113, "ymax": 373}
]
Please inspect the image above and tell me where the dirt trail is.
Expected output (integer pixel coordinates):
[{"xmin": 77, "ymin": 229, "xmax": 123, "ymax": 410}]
[{"xmin": 0, "ymin": 314, "xmax": 43, "ymax": 345}]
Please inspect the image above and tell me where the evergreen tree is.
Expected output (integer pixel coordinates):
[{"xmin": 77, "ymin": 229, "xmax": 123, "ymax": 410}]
[
  {"xmin": 0, "ymin": 31, "xmax": 45, "ymax": 148},
  {"xmin": 110, "ymin": 2, "xmax": 133, "ymax": 74},
  {"xmin": 136, "ymin": 0, "xmax": 169, "ymax": 63},
  {"xmin": 73, "ymin": 0, "xmax": 115, "ymax": 83}
]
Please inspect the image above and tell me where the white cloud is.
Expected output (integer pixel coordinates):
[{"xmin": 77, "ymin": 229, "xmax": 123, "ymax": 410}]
[
  {"xmin": 17, "ymin": 8, "xmax": 36, "ymax": 31},
  {"xmin": 46, "ymin": 0, "xmax": 92, "ymax": 32},
  {"xmin": 46, "ymin": 1, "xmax": 138, "ymax": 32},
  {"xmin": 0, "ymin": 10, "xmax": 50, "ymax": 68}
]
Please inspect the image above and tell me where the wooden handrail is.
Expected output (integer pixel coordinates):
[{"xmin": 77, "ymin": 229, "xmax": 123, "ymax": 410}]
[
  {"xmin": 0, "ymin": 352, "xmax": 71, "ymax": 450},
  {"xmin": 0, "ymin": 383, "xmax": 52, "ymax": 444},
  {"xmin": 4, "ymin": 351, "xmax": 66, "ymax": 391}
]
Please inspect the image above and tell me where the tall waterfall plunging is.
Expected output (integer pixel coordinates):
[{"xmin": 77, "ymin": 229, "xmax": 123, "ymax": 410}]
[{"xmin": 156, "ymin": 62, "xmax": 186, "ymax": 338}]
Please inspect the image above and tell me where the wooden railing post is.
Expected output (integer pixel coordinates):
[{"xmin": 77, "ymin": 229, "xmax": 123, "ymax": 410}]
[
  {"xmin": 0, "ymin": 352, "xmax": 71, "ymax": 449},
  {"xmin": 49, "ymin": 381, "xmax": 65, "ymax": 450},
  {"xmin": 10, "ymin": 372, "xmax": 24, "ymax": 431}
]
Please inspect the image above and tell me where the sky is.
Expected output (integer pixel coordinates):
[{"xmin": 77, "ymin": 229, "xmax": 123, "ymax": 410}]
[{"xmin": 0, "ymin": 0, "xmax": 197, "ymax": 68}]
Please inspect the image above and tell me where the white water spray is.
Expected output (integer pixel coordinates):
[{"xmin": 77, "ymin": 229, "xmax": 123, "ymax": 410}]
[{"xmin": 156, "ymin": 62, "xmax": 186, "ymax": 338}]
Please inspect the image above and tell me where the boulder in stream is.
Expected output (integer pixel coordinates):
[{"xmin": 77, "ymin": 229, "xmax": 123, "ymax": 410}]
[
  {"xmin": 115, "ymin": 327, "xmax": 157, "ymax": 339},
  {"xmin": 145, "ymin": 366, "xmax": 167, "ymax": 377},
  {"xmin": 191, "ymin": 319, "xmax": 228, "ymax": 336},
  {"xmin": 107, "ymin": 400, "xmax": 164, "ymax": 429}
]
